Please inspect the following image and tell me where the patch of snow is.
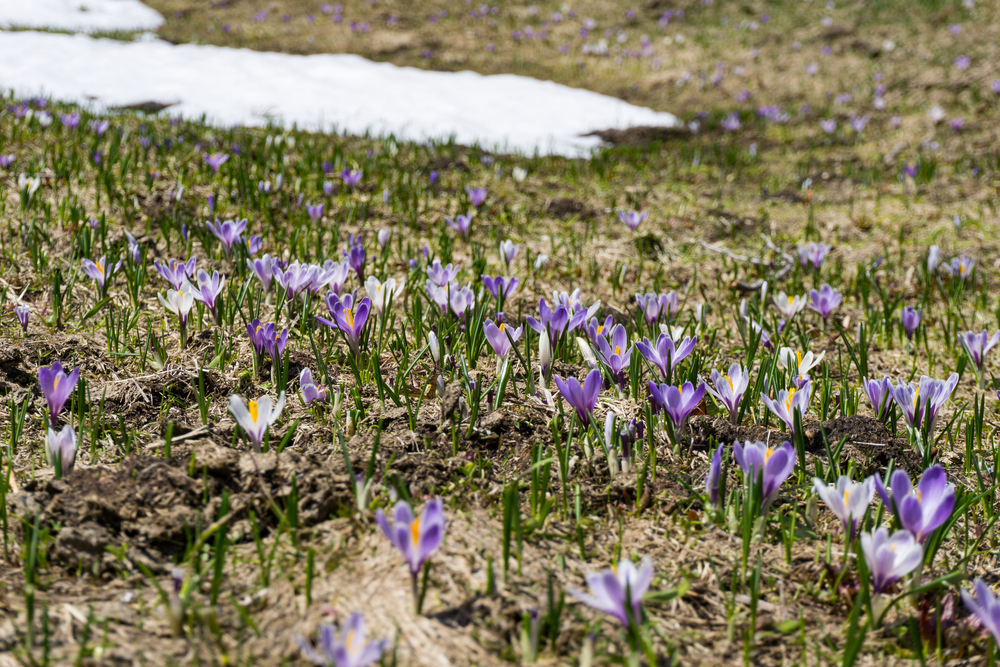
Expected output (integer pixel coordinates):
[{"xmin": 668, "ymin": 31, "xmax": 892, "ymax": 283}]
[
  {"xmin": 0, "ymin": 0, "xmax": 163, "ymax": 33},
  {"xmin": 0, "ymin": 31, "xmax": 678, "ymax": 157}
]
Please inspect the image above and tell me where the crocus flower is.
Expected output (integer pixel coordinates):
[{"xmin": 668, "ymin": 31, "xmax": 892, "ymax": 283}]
[
  {"xmin": 927, "ymin": 245, "xmax": 940, "ymax": 274},
  {"xmin": 206, "ymin": 218, "xmax": 247, "ymax": 255},
  {"xmin": 777, "ymin": 348, "xmax": 825, "ymax": 385},
  {"xmin": 378, "ymin": 229, "xmax": 391, "ymax": 250},
  {"xmin": 861, "ymin": 376, "xmax": 891, "ymax": 418},
  {"xmin": 446, "ymin": 213, "xmax": 473, "ymax": 238},
  {"xmin": 636, "ymin": 333, "xmax": 696, "ymax": 379},
  {"xmin": 901, "ymin": 307, "xmax": 921, "ymax": 340},
  {"xmin": 554, "ymin": 368, "xmax": 603, "ymax": 425},
  {"xmin": 960, "ymin": 330, "xmax": 1000, "ymax": 385},
  {"xmin": 635, "ymin": 292, "xmax": 678, "ymax": 326},
  {"xmin": 46, "ymin": 425, "xmax": 77, "ymax": 478},
  {"xmin": 499, "ymin": 239, "xmax": 519, "ymax": 270},
  {"xmin": 60, "ymin": 112, "xmax": 80, "ymax": 129},
  {"xmin": 709, "ymin": 362, "xmax": 749, "ymax": 424},
  {"xmin": 317, "ymin": 294, "xmax": 371, "ymax": 354},
  {"xmin": 192, "ymin": 269, "xmax": 225, "ymax": 319},
  {"xmin": 618, "ymin": 209, "xmax": 648, "ymax": 231},
  {"xmin": 798, "ymin": 242, "xmax": 831, "ymax": 270},
  {"xmin": 273, "ymin": 261, "xmax": 317, "ymax": 300},
  {"xmin": 426, "ymin": 260, "xmax": 457, "ymax": 287},
  {"xmin": 348, "ymin": 244, "xmax": 366, "ymax": 280},
  {"xmin": 874, "ymin": 465, "xmax": 955, "ymax": 543},
  {"xmin": 447, "ymin": 283, "xmax": 475, "ymax": 318},
  {"xmin": 341, "ymin": 168, "xmax": 363, "ymax": 187},
  {"xmin": 203, "ymin": 152, "xmax": 229, "ymax": 174},
  {"xmin": 297, "ymin": 612, "xmax": 389, "ymax": 667},
  {"xmin": 595, "ymin": 324, "xmax": 632, "ymax": 383},
  {"xmin": 649, "ymin": 381, "xmax": 706, "ymax": 435},
  {"xmin": 299, "ymin": 368, "xmax": 328, "ymax": 405},
  {"xmin": 861, "ymin": 528, "xmax": 923, "ymax": 593},
  {"xmin": 155, "ymin": 257, "xmax": 196, "ymax": 290},
  {"xmin": 484, "ymin": 320, "xmax": 522, "ymax": 358},
  {"xmin": 228, "ymin": 392, "xmax": 285, "ymax": 452},
  {"xmin": 481, "ymin": 275, "xmax": 518, "ymax": 301},
  {"xmin": 961, "ymin": 579, "xmax": 1000, "ymax": 645},
  {"xmin": 247, "ymin": 254, "xmax": 275, "ymax": 292},
  {"xmin": 808, "ymin": 284, "xmax": 842, "ymax": 321},
  {"xmin": 316, "ymin": 259, "xmax": 351, "ymax": 295},
  {"xmin": 812, "ymin": 475, "xmax": 875, "ymax": 539},
  {"xmin": 465, "ymin": 186, "xmax": 487, "ymax": 207},
  {"xmin": 245, "ymin": 234, "xmax": 263, "ymax": 256},
  {"xmin": 260, "ymin": 323, "xmax": 288, "ymax": 363},
  {"xmin": 705, "ymin": 444, "xmax": 723, "ymax": 508},
  {"xmin": 732, "ymin": 440, "xmax": 796, "ymax": 513},
  {"xmin": 526, "ymin": 299, "xmax": 578, "ymax": 349},
  {"xmin": 364, "ymin": 276, "xmax": 397, "ymax": 315},
  {"xmin": 376, "ymin": 498, "xmax": 446, "ymax": 610},
  {"xmin": 569, "ymin": 557, "xmax": 653, "ymax": 628},
  {"xmin": 39, "ymin": 362, "xmax": 80, "ymax": 426},
  {"xmin": 539, "ymin": 333, "xmax": 552, "ymax": 382},
  {"xmin": 942, "ymin": 255, "xmax": 975, "ymax": 280},
  {"xmin": 306, "ymin": 203, "xmax": 324, "ymax": 221},
  {"xmin": 81, "ymin": 256, "xmax": 122, "ymax": 293},
  {"xmin": 888, "ymin": 374, "xmax": 959, "ymax": 447},
  {"xmin": 773, "ymin": 291, "xmax": 807, "ymax": 320},
  {"xmin": 14, "ymin": 304, "xmax": 29, "ymax": 333},
  {"xmin": 247, "ymin": 319, "xmax": 267, "ymax": 363},
  {"xmin": 158, "ymin": 284, "xmax": 196, "ymax": 347},
  {"xmin": 761, "ymin": 383, "xmax": 811, "ymax": 437},
  {"xmin": 124, "ymin": 231, "xmax": 141, "ymax": 264}
]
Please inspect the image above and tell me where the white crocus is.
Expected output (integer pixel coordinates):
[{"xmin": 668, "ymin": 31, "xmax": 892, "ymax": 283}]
[
  {"xmin": 539, "ymin": 332, "xmax": 552, "ymax": 383},
  {"xmin": 364, "ymin": 276, "xmax": 397, "ymax": 315},
  {"xmin": 428, "ymin": 331, "xmax": 441, "ymax": 366},
  {"xmin": 228, "ymin": 392, "xmax": 285, "ymax": 452},
  {"xmin": 773, "ymin": 291, "xmax": 807, "ymax": 320},
  {"xmin": 158, "ymin": 282, "xmax": 196, "ymax": 347},
  {"xmin": 812, "ymin": 475, "xmax": 875, "ymax": 538},
  {"xmin": 777, "ymin": 347, "xmax": 826, "ymax": 379}
]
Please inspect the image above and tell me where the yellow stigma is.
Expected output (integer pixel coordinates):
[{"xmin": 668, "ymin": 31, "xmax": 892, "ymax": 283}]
[
  {"xmin": 499, "ymin": 323, "xmax": 506, "ymax": 332},
  {"xmin": 411, "ymin": 516, "xmax": 420, "ymax": 546},
  {"xmin": 344, "ymin": 307, "xmax": 355, "ymax": 328},
  {"xmin": 54, "ymin": 377, "xmax": 59, "ymax": 390},
  {"xmin": 785, "ymin": 387, "xmax": 796, "ymax": 411},
  {"xmin": 597, "ymin": 325, "xmax": 604, "ymax": 334},
  {"xmin": 788, "ymin": 296, "xmax": 794, "ymax": 306},
  {"xmin": 913, "ymin": 387, "xmax": 919, "ymax": 407},
  {"xmin": 844, "ymin": 489, "xmax": 850, "ymax": 506},
  {"xmin": 346, "ymin": 629, "xmax": 359, "ymax": 655},
  {"xmin": 765, "ymin": 447, "xmax": 774, "ymax": 461},
  {"xmin": 249, "ymin": 400, "xmax": 258, "ymax": 423},
  {"xmin": 915, "ymin": 489, "xmax": 923, "ymax": 503},
  {"xmin": 960, "ymin": 265, "xmax": 966, "ymax": 275},
  {"xmin": 726, "ymin": 376, "xmax": 734, "ymax": 392},
  {"xmin": 97, "ymin": 261, "xmax": 104, "ymax": 273},
  {"xmin": 615, "ymin": 345, "xmax": 621, "ymax": 356},
  {"xmin": 796, "ymin": 351, "xmax": 802, "ymax": 367}
]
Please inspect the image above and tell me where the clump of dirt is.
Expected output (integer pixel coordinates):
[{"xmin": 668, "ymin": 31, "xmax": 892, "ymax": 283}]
[
  {"xmin": 585, "ymin": 125, "xmax": 692, "ymax": 146},
  {"xmin": 545, "ymin": 197, "xmax": 595, "ymax": 220}
]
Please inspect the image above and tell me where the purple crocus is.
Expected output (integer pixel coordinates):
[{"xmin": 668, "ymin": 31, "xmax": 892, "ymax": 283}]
[
  {"xmin": 587, "ymin": 315, "xmax": 614, "ymax": 346},
  {"xmin": 618, "ymin": 209, "xmax": 648, "ymax": 231},
  {"xmin": 484, "ymin": 320, "xmax": 522, "ymax": 358},
  {"xmin": 635, "ymin": 292, "xmax": 678, "ymax": 326},
  {"xmin": 874, "ymin": 465, "xmax": 955, "ymax": 543},
  {"xmin": 39, "ymin": 361, "xmax": 80, "ymax": 426},
  {"xmin": 709, "ymin": 362, "xmax": 750, "ymax": 424},
  {"xmin": 155, "ymin": 257, "xmax": 197, "ymax": 290},
  {"xmin": 962, "ymin": 579, "xmax": 1000, "ymax": 645},
  {"xmin": 306, "ymin": 203, "xmax": 324, "ymax": 221},
  {"xmin": 705, "ymin": 444, "xmax": 723, "ymax": 508},
  {"xmin": 596, "ymin": 324, "xmax": 632, "ymax": 387},
  {"xmin": 299, "ymin": 368, "xmax": 328, "ymax": 405},
  {"xmin": 526, "ymin": 299, "xmax": 578, "ymax": 349},
  {"xmin": 247, "ymin": 319, "xmax": 267, "ymax": 363},
  {"xmin": 861, "ymin": 376, "xmax": 891, "ymax": 419},
  {"xmin": 317, "ymin": 293, "xmax": 371, "ymax": 354},
  {"xmin": 445, "ymin": 213, "xmax": 473, "ymax": 238},
  {"xmin": 247, "ymin": 254, "xmax": 274, "ymax": 292},
  {"xmin": 260, "ymin": 323, "xmax": 288, "ymax": 363},
  {"xmin": 481, "ymin": 275, "xmax": 518, "ymax": 301},
  {"xmin": 273, "ymin": 262, "xmax": 317, "ymax": 301},
  {"xmin": 798, "ymin": 242, "xmax": 831, "ymax": 270},
  {"xmin": 888, "ymin": 374, "xmax": 959, "ymax": 449},
  {"xmin": 943, "ymin": 255, "xmax": 975, "ymax": 280},
  {"xmin": 732, "ymin": 440, "xmax": 796, "ymax": 513},
  {"xmin": 635, "ymin": 333, "xmax": 696, "ymax": 380},
  {"xmin": 812, "ymin": 475, "xmax": 875, "ymax": 539},
  {"xmin": 649, "ymin": 381, "xmax": 706, "ymax": 435},
  {"xmin": 861, "ymin": 528, "xmax": 923, "ymax": 593},
  {"xmin": 376, "ymin": 498, "xmax": 446, "ymax": 611},
  {"xmin": 81, "ymin": 257, "xmax": 122, "ymax": 293},
  {"xmin": 341, "ymin": 168, "xmax": 363, "ymax": 187},
  {"xmin": 901, "ymin": 307, "xmax": 921, "ymax": 341},
  {"xmin": 90, "ymin": 119, "xmax": 109, "ymax": 136},
  {"xmin": 192, "ymin": 269, "xmax": 225, "ymax": 319},
  {"xmin": 297, "ymin": 612, "xmax": 389, "ymax": 667},
  {"xmin": 465, "ymin": 186, "xmax": 487, "ymax": 207},
  {"xmin": 808, "ymin": 284, "xmax": 842, "ymax": 321},
  {"xmin": 14, "ymin": 304, "xmax": 30, "ymax": 334},
  {"xmin": 569, "ymin": 557, "xmax": 653, "ymax": 629},
  {"xmin": 206, "ymin": 218, "xmax": 248, "ymax": 255},
  {"xmin": 959, "ymin": 330, "xmax": 1000, "ymax": 387},
  {"xmin": 554, "ymin": 368, "xmax": 603, "ymax": 425},
  {"xmin": 761, "ymin": 383, "xmax": 811, "ymax": 437},
  {"xmin": 348, "ymin": 243, "xmax": 366, "ymax": 281},
  {"xmin": 204, "ymin": 152, "xmax": 229, "ymax": 174},
  {"xmin": 426, "ymin": 260, "xmax": 457, "ymax": 287},
  {"xmin": 59, "ymin": 113, "xmax": 80, "ymax": 130}
]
